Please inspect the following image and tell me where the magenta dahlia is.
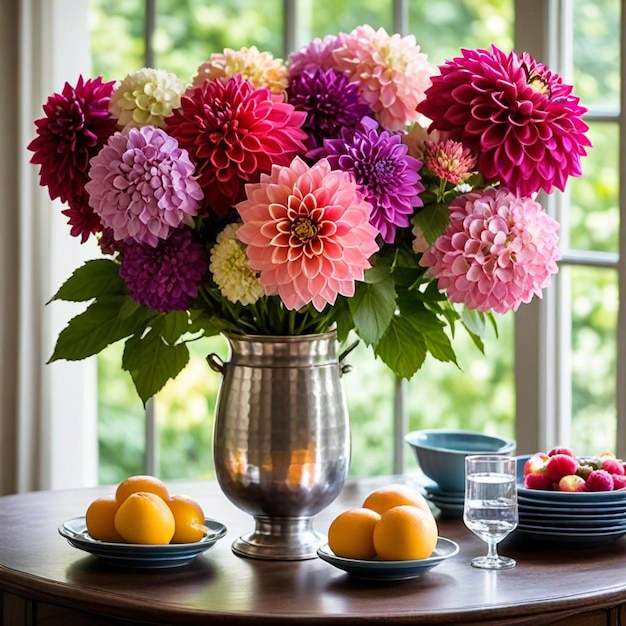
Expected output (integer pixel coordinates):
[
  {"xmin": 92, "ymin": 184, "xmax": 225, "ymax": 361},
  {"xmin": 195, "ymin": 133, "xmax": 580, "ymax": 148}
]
[
  {"xmin": 420, "ymin": 187, "xmax": 560, "ymax": 314},
  {"xmin": 61, "ymin": 188, "xmax": 103, "ymax": 243},
  {"xmin": 28, "ymin": 75, "xmax": 117, "ymax": 207},
  {"xmin": 85, "ymin": 126, "xmax": 203, "ymax": 247},
  {"xmin": 314, "ymin": 117, "xmax": 424, "ymax": 243},
  {"xmin": 287, "ymin": 34, "xmax": 347, "ymax": 77},
  {"xmin": 417, "ymin": 45, "xmax": 591, "ymax": 197},
  {"xmin": 166, "ymin": 75, "xmax": 308, "ymax": 217},
  {"xmin": 287, "ymin": 68, "xmax": 372, "ymax": 149},
  {"xmin": 236, "ymin": 156, "xmax": 380, "ymax": 311},
  {"xmin": 119, "ymin": 228, "xmax": 208, "ymax": 312}
]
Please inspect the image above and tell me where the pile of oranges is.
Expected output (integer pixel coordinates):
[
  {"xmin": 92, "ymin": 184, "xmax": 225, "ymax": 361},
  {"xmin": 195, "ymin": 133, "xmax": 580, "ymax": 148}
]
[
  {"xmin": 327, "ymin": 483, "xmax": 438, "ymax": 561},
  {"xmin": 85, "ymin": 475, "xmax": 206, "ymax": 545}
]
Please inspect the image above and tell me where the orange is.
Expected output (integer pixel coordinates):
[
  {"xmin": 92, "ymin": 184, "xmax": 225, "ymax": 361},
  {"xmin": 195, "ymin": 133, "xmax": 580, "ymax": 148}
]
[
  {"xmin": 362, "ymin": 483, "xmax": 430, "ymax": 515},
  {"xmin": 114, "ymin": 492, "xmax": 175, "ymax": 545},
  {"xmin": 373, "ymin": 504, "xmax": 438, "ymax": 561},
  {"xmin": 168, "ymin": 495, "xmax": 206, "ymax": 543},
  {"xmin": 115, "ymin": 475, "xmax": 170, "ymax": 505},
  {"xmin": 327, "ymin": 507, "xmax": 381, "ymax": 560},
  {"xmin": 85, "ymin": 495, "xmax": 124, "ymax": 542}
]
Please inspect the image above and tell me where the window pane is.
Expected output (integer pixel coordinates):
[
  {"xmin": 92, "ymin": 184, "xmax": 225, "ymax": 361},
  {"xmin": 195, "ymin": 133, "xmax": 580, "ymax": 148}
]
[
  {"xmin": 572, "ymin": 0, "xmax": 620, "ymax": 111},
  {"xmin": 569, "ymin": 266, "xmax": 618, "ymax": 454},
  {"xmin": 409, "ymin": 0, "xmax": 513, "ymax": 63},
  {"xmin": 154, "ymin": 0, "xmax": 284, "ymax": 75},
  {"xmin": 308, "ymin": 0, "xmax": 393, "ymax": 38},
  {"xmin": 567, "ymin": 122, "xmax": 619, "ymax": 254}
]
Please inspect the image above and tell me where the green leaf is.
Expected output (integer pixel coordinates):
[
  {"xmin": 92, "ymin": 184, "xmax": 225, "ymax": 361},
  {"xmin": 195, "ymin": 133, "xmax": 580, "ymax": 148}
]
[
  {"xmin": 122, "ymin": 330, "xmax": 190, "ymax": 405},
  {"xmin": 349, "ymin": 277, "xmax": 396, "ymax": 345},
  {"xmin": 375, "ymin": 315, "xmax": 427, "ymax": 379},
  {"xmin": 413, "ymin": 203, "xmax": 450, "ymax": 245},
  {"xmin": 363, "ymin": 262, "xmax": 391, "ymax": 284},
  {"xmin": 461, "ymin": 307, "xmax": 487, "ymax": 337},
  {"xmin": 48, "ymin": 297, "xmax": 143, "ymax": 362},
  {"xmin": 157, "ymin": 310, "xmax": 191, "ymax": 344},
  {"xmin": 49, "ymin": 259, "xmax": 125, "ymax": 303},
  {"xmin": 408, "ymin": 310, "xmax": 457, "ymax": 365}
]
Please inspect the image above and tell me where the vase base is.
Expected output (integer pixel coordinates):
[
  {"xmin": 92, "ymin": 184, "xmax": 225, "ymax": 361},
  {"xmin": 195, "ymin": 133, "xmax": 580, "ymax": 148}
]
[{"xmin": 231, "ymin": 516, "xmax": 325, "ymax": 560}]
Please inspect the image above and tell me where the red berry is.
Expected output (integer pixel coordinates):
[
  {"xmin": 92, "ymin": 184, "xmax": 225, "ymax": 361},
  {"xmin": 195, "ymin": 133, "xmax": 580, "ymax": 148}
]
[
  {"xmin": 545, "ymin": 454, "xmax": 579, "ymax": 483},
  {"xmin": 601, "ymin": 458, "xmax": 625, "ymax": 476},
  {"xmin": 547, "ymin": 447, "xmax": 575, "ymax": 457},
  {"xmin": 524, "ymin": 472, "xmax": 554, "ymax": 491},
  {"xmin": 586, "ymin": 469, "xmax": 614, "ymax": 492},
  {"xmin": 613, "ymin": 475, "xmax": 626, "ymax": 490}
]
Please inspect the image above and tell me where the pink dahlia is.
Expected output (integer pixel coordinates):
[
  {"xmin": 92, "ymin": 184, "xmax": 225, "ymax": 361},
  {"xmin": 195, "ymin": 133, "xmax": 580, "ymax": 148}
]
[
  {"xmin": 287, "ymin": 34, "xmax": 347, "ymax": 77},
  {"xmin": 417, "ymin": 45, "xmax": 591, "ymax": 197},
  {"xmin": 420, "ymin": 187, "xmax": 560, "ymax": 314},
  {"xmin": 166, "ymin": 75, "xmax": 308, "ymax": 217},
  {"xmin": 333, "ymin": 25, "xmax": 435, "ymax": 131},
  {"xmin": 236, "ymin": 156, "xmax": 379, "ymax": 311},
  {"xmin": 119, "ymin": 228, "xmax": 208, "ymax": 312},
  {"xmin": 85, "ymin": 126, "xmax": 203, "ymax": 247},
  {"xmin": 423, "ymin": 139, "xmax": 477, "ymax": 185},
  {"xmin": 28, "ymin": 75, "xmax": 117, "ymax": 207}
]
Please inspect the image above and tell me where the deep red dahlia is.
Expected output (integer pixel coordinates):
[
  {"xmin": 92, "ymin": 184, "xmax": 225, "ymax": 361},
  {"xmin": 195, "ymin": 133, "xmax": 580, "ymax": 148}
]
[
  {"xmin": 166, "ymin": 75, "xmax": 307, "ymax": 217},
  {"xmin": 417, "ymin": 45, "xmax": 591, "ymax": 197},
  {"xmin": 28, "ymin": 75, "xmax": 117, "ymax": 207}
]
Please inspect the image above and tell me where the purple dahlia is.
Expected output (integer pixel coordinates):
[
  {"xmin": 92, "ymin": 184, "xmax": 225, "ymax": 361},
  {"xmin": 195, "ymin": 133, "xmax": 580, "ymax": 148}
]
[
  {"xmin": 287, "ymin": 68, "xmax": 372, "ymax": 149},
  {"xmin": 313, "ymin": 117, "xmax": 424, "ymax": 243},
  {"xmin": 119, "ymin": 228, "xmax": 208, "ymax": 312}
]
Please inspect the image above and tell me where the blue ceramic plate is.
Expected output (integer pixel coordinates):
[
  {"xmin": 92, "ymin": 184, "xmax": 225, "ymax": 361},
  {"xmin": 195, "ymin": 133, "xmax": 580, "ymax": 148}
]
[
  {"xmin": 515, "ymin": 526, "xmax": 626, "ymax": 545},
  {"xmin": 517, "ymin": 486, "xmax": 626, "ymax": 503},
  {"xmin": 519, "ymin": 516, "xmax": 626, "ymax": 530},
  {"xmin": 317, "ymin": 537, "xmax": 459, "ymax": 580},
  {"xmin": 59, "ymin": 516, "xmax": 227, "ymax": 568},
  {"xmin": 518, "ymin": 500, "xmax": 626, "ymax": 516}
]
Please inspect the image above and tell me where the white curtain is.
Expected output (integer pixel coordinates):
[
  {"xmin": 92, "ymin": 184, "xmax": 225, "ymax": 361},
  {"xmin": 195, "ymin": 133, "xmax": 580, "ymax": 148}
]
[{"xmin": 0, "ymin": 0, "xmax": 98, "ymax": 495}]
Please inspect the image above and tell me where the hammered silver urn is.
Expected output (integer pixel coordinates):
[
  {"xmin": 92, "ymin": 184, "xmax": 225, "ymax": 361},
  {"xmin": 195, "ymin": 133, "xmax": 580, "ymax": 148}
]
[{"xmin": 208, "ymin": 331, "xmax": 351, "ymax": 560}]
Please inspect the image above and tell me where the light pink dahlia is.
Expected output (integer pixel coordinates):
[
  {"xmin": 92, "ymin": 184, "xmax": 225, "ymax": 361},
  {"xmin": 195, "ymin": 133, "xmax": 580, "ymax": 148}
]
[
  {"xmin": 236, "ymin": 156, "xmax": 380, "ymax": 311},
  {"xmin": 417, "ymin": 45, "xmax": 591, "ymax": 197},
  {"xmin": 333, "ymin": 25, "xmax": 436, "ymax": 131},
  {"xmin": 166, "ymin": 75, "xmax": 307, "ymax": 217},
  {"xmin": 85, "ymin": 126, "xmax": 203, "ymax": 247},
  {"xmin": 420, "ymin": 187, "xmax": 560, "ymax": 314}
]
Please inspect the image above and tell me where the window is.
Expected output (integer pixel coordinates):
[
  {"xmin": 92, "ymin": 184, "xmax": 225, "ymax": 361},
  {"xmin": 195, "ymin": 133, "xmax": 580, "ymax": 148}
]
[{"xmin": 31, "ymin": 0, "xmax": 621, "ymax": 487}]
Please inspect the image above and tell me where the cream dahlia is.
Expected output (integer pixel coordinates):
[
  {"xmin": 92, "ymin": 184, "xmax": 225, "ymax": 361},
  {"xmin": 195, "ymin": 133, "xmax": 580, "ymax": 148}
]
[
  {"xmin": 209, "ymin": 223, "xmax": 264, "ymax": 306},
  {"xmin": 109, "ymin": 68, "xmax": 186, "ymax": 129},
  {"xmin": 191, "ymin": 46, "xmax": 288, "ymax": 94},
  {"xmin": 236, "ymin": 156, "xmax": 380, "ymax": 311}
]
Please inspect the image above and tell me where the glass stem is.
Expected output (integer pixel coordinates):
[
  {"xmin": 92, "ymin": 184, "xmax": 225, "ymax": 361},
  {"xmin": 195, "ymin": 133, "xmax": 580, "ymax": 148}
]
[{"xmin": 486, "ymin": 540, "xmax": 499, "ymax": 562}]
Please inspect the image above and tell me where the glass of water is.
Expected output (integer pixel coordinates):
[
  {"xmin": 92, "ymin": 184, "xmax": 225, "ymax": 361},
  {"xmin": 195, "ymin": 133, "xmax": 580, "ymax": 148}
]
[{"xmin": 463, "ymin": 455, "xmax": 518, "ymax": 570}]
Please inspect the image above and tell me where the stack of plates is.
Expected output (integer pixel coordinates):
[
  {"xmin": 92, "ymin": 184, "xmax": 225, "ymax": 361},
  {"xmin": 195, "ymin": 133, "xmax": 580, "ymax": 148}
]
[
  {"xmin": 421, "ymin": 482, "xmax": 464, "ymax": 518},
  {"xmin": 516, "ymin": 460, "xmax": 626, "ymax": 545}
]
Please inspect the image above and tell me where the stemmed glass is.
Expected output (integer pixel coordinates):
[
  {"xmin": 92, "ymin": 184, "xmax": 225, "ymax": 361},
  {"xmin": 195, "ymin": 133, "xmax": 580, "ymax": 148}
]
[{"xmin": 463, "ymin": 455, "xmax": 518, "ymax": 570}]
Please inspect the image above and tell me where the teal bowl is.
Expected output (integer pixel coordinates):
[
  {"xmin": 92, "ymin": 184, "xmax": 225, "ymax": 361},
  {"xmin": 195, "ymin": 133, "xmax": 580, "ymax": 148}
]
[{"xmin": 405, "ymin": 429, "xmax": 516, "ymax": 493}]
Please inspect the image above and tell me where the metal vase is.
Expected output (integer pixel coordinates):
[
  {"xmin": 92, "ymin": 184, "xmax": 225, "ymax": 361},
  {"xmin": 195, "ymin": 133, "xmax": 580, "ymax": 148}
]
[{"xmin": 208, "ymin": 331, "xmax": 351, "ymax": 560}]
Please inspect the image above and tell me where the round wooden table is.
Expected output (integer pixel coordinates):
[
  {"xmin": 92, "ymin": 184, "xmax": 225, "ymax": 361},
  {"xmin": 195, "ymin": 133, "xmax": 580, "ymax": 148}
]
[{"xmin": 1, "ymin": 476, "xmax": 626, "ymax": 625}]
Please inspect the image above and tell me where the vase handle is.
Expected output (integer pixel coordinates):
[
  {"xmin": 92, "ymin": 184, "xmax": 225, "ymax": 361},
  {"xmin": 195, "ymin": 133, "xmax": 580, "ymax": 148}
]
[
  {"xmin": 339, "ymin": 339, "xmax": 359, "ymax": 377},
  {"xmin": 207, "ymin": 353, "xmax": 226, "ymax": 375}
]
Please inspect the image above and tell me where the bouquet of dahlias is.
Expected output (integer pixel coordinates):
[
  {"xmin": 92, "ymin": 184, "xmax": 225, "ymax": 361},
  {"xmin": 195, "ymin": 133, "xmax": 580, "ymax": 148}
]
[{"xmin": 29, "ymin": 25, "xmax": 590, "ymax": 404}]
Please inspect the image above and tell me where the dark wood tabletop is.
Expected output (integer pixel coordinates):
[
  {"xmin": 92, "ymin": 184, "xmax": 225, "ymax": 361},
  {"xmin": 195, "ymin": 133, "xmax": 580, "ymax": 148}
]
[{"xmin": 1, "ymin": 476, "xmax": 626, "ymax": 626}]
